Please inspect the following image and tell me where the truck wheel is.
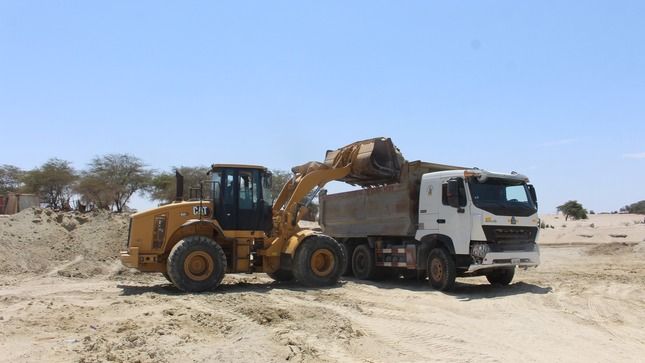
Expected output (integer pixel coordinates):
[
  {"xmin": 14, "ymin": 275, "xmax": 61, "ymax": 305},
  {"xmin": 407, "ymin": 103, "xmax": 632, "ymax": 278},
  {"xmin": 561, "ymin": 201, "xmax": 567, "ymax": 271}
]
[
  {"xmin": 341, "ymin": 243, "xmax": 356, "ymax": 276},
  {"xmin": 267, "ymin": 269, "xmax": 294, "ymax": 282},
  {"xmin": 292, "ymin": 234, "xmax": 344, "ymax": 287},
  {"xmin": 167, "ymin": 236, "xmax": 227, "ymax": 292},
  {"xmin": 427, "ymin": 247, "xmax": 456, "ymax": 291},
  {"xmin": 352, "ymin": 244, "xmax": 378, "ymax": 280},
  {"xmin": 486, "ymin": 267, "xmax": 515, "ymax": 285}
]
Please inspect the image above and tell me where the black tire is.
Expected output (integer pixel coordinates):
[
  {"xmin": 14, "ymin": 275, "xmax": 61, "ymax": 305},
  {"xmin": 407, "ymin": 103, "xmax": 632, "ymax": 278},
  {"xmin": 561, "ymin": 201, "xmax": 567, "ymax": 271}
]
[
  {"xmin": 427, "ymin": 247, "xmax": 456, "ymax": 291},
  {"xmin": 352, "ymin": 244, "xmax": 378, "ymax": 280},
  {"xmin": 167, "ymin": 236, "xmax": 227, "ymax": 292},
  {"xmin": 161, "ymin": 272, "xmax": 172, "ymax": 283},
  {"xmin": 486, "ymin": 267, "xmax": 515, "ymax": 285},
  {"xmin": 341, "ymin": 243, "xmax": 356, "ymax": 276},
  {"xmin": 292, "ymin": 234, "xmax": 345, "ymax": 287},
  {"xmin": 267, "ymin": 269, "xmax": 294, "ymax": 282}
]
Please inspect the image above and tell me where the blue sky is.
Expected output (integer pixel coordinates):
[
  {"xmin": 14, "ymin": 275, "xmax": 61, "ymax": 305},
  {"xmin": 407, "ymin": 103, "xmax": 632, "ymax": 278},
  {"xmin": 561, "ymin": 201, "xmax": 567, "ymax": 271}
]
[{"xmin": 1, "ymin": 1, "xmax": 644, "ymax": 214}]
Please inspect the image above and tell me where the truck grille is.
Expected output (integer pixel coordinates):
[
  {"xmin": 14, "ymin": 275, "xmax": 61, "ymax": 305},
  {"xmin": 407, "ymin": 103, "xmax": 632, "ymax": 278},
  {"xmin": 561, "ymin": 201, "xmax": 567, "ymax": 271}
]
[{"xmin": 482, "ymin": 226, "xmax": 538, "ymax": 244}]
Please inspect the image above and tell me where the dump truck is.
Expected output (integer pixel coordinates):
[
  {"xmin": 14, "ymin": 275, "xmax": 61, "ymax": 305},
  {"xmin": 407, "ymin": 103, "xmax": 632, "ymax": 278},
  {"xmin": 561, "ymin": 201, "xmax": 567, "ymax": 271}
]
[
  {"xmin": 120, "ymin": 137, "xmax": 402, "ymax": 292},
  {"xmin": 319, "ymin": 158, "xmax": 540, "ymax": 291}
]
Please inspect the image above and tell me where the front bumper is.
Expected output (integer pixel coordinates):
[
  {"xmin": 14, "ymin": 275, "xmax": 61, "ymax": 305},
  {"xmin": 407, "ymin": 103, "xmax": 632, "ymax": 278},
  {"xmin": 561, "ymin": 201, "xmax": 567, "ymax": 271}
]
[
  {"xmin": 467, "ymin": 250, "xmax": 540, "ymax": 273},
  {"xmin": 120, "ymin": 247, "xmax": 139, "ymax": 268}
]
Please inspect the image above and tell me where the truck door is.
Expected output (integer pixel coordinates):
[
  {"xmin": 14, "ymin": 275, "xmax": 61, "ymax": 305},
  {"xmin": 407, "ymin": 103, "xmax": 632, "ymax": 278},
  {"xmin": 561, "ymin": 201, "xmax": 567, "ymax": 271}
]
[
  {"xmin": 438, "ymin": 177, "xmax": 471, "ymax": 255},
  {"xmin": 417, "ymin": 176, "xmax": 440, "ymax": 235}
]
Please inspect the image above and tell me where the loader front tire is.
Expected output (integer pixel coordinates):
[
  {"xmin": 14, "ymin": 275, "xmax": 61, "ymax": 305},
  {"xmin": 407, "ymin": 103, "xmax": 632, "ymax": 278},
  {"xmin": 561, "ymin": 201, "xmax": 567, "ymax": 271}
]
[
  {"xmin": 293, "ymin": 234, "xmax": 344, "ymax": 287},
  {"xmin": 167, "ymin": 236, "xmax": 227, "ymax": 293},
  {"xmin": 267, "ymin": 269, "xmax": 294, "ymax": 282},
  {"xmin": 427, "ymin": 247, "xmax": 456, "ymax": 291}
]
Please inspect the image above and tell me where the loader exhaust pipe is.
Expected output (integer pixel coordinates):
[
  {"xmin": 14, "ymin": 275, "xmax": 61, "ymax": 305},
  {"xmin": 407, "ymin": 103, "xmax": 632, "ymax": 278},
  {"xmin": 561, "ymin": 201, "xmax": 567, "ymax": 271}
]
[{"xmin": 175, "ymin": 170, "xmax": 184, "ymax": 202}]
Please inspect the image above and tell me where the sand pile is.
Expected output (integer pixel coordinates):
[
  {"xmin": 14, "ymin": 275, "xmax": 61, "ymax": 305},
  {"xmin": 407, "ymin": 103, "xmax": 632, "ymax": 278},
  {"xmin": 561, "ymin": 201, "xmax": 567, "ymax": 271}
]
[{"xmin": 0, "ymin": 208, "xmax": 130, "ymax": 277}]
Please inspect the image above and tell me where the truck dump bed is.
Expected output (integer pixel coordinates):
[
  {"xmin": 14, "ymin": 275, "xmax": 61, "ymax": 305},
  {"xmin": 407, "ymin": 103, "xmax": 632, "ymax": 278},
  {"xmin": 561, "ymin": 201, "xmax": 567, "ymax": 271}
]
[{"xmin": 319, "ymin": 161, "xmax": 465, "ymax": 238}]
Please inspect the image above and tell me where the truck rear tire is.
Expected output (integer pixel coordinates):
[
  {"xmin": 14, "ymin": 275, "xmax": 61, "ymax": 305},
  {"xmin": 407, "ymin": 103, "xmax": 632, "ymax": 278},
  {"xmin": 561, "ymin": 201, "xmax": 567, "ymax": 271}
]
[
  {"xmin": 341, "ymin": 243, "xmax": 356, "ymax": 276},
  {"xmin": 292, "ymin": 234, "xmax": 345, "ymax": 287},
  {"xmin": 486, "ymin": 267, "xmax": 515, "ymax": 285},
  {"xmin": 167, "ymin": 236, "xmax": 227, "ymax": 292},
  {"xmin": 352, "ymin": 244, "xmax": 379, "ymax": 280},
  {"xmin": 427, "ymin": 247, "xmax": 456, "ymax": 291}
]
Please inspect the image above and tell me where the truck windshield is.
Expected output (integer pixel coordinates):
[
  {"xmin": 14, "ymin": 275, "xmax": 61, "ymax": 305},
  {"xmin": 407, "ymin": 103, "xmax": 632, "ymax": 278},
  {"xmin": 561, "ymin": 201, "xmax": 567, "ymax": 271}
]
[{"xmin": 468, "ymin": 178, "xmax": 537, "ymax": 217}]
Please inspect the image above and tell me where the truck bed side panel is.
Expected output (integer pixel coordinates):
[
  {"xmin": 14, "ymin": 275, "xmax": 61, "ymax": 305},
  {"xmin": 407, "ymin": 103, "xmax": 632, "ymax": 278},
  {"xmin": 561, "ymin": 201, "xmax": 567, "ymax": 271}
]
[{"xmin": 320, "ymin": 183, "xmax": 417, "ymax": 237}]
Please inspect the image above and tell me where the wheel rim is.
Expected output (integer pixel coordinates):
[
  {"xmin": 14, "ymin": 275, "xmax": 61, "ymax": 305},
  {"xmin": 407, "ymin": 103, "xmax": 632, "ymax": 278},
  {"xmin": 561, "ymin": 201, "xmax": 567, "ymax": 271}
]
[
  {"xmin": 430, "ymin": 257, "xmax": 444, "ymax": 282},
  {"xmin": 355, "ymin": 253, "xmax": 366, "ymax": 273},
  {"xmin": 311, "ymin": 249, "xmax": 335, "ymax": 277},
  {"xmin": 184, "ymin": 251, "xmax": 214, "ymax": 281}
]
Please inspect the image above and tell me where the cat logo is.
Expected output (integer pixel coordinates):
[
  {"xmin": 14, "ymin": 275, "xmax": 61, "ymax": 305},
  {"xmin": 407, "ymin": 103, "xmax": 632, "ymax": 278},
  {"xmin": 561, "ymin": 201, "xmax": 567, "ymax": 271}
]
[{"xmin": 193, "ymin": 206, "xmax": 211, "ymax": 217}]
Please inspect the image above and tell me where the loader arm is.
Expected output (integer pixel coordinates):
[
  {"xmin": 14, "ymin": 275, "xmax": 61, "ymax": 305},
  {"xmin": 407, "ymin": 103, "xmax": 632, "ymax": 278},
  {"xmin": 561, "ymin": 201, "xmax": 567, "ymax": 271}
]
[
  {"xmin": 272, "ymin": 163, "xmax": 352, "ymax": 236},
  {"xmin": 271, "ymin": 137, "xmax": 403, "ymax": 237}
]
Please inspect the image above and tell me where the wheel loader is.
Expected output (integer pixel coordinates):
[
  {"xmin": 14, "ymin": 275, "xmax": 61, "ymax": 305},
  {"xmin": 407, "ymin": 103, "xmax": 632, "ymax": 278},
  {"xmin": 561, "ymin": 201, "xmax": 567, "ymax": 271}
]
[{"xmin": 120, "ymin": 137, "xmax": 403, "ymax": 292}]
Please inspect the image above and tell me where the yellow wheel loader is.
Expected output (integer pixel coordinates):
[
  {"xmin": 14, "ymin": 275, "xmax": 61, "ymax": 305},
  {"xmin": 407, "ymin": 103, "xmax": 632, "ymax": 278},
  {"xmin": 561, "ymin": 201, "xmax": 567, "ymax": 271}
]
[{"xmin": 120, "ymin": 137, "xmax": 403, "ymax": 292}]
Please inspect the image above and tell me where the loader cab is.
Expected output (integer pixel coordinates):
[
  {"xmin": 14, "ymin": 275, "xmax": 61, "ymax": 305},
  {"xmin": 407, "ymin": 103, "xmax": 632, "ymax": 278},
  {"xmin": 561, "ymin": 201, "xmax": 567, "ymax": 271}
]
[{"xmin": 210, "ymin": 164, "xmax": 273, "ymax": 232}]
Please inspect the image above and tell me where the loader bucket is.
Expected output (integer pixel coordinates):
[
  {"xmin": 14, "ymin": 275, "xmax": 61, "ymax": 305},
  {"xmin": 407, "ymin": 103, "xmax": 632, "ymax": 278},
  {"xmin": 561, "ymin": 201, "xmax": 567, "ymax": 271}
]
[{"xmin": 323, "ymin": 137, "xmax": 405, "ymax": 187}]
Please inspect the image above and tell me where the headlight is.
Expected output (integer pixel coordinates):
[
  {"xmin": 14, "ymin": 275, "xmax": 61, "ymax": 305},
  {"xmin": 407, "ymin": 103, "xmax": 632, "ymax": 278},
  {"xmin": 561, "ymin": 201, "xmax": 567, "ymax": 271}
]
[{"xmin": 471, "ymin": 243, "xmax": 491, "ymax": 258}]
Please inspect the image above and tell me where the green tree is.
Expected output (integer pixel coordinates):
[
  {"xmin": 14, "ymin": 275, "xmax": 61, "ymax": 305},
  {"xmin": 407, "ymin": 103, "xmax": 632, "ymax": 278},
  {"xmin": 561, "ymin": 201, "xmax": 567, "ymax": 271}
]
[
  {"xmin": 79, "ymin": 154, "xmax": 152, "ymax": 213},
  {"xmin": 0, "ymin": 164, "xmax": 25, "ymax": 194},
  {"xmin": 270, "ymin": 169, "xmax": 319, "ymax": 221},
  {"xmin": 620, "ymin": 200, "xmax": 645, "ymax": 214},
  {"xmin": 557, "ymin": 200, "xmax": 588, "ymax": 221},
  {"xmin": 149, "ymin": 166, "xmax": 210, "ymax": 205},
  {"xmin": 22, "ymin": 158, "xmax": 78, "ymax": 210}
]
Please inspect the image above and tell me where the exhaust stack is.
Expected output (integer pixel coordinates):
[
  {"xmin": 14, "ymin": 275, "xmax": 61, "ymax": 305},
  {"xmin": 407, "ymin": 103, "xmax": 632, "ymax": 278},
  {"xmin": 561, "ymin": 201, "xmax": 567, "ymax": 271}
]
[{"xmin": 175, "ymin": 170, "xmax": 184, "ymax": 202}]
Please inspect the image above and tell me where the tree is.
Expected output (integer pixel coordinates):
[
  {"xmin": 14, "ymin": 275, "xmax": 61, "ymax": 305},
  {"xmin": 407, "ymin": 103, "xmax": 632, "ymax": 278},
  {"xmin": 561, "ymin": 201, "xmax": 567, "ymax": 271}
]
[
  {"xmin": 557, "ymin": 200, "xmax": 588, "ymax": 221},
  {"xmin": 79, "ymin": 154, "xmax": 152, "ymax": 212},
  {"xmin": 269, "ymin": 169, "xmax": 292, "ymax": 201},
  {"xmin": 270, "ymin": 169, "xmax": 319, "ymax": 221},
  {"xmin": 620, "ymin": 200, "xmax": 645, "ymax": 214},
  {"xmin": 22, "ymin": 158, "xmax": 78, "ymax": 210},
  {"xmin": 149, "ymin": 166, "xmax": 210, "ymax": 205},
  {"xmin": 0, "ymin": 164, "xmax": 25, "ymax": 194}
]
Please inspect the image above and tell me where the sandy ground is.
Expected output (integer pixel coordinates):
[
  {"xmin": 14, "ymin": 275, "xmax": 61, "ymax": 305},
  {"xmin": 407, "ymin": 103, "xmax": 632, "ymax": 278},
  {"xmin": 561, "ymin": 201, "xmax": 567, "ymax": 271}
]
[{"xmin": 1, "ymin": 209, "xmax": 644, "ymax": 362}]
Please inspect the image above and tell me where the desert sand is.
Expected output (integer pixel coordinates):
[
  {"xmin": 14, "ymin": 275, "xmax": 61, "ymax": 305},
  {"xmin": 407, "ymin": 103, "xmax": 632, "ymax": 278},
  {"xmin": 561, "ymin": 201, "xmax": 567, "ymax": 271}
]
[{"xmin": 0, "ymin": 209, "xmax": 644, "ymax": 362}]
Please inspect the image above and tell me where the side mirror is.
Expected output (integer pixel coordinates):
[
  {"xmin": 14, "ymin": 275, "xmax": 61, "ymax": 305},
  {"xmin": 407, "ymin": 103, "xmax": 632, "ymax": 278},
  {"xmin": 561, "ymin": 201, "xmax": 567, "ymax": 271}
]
[{"xmin": 447, "ymin": 179, "xmax": 460, "ymax": 208}]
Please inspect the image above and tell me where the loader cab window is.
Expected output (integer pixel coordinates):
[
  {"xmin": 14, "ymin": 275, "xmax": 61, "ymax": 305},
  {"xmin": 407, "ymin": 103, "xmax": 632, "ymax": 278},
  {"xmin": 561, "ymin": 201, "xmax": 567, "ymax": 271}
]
[{"xmin": 213, "ymin": 167, "xmax": 270, "ymax": 231}]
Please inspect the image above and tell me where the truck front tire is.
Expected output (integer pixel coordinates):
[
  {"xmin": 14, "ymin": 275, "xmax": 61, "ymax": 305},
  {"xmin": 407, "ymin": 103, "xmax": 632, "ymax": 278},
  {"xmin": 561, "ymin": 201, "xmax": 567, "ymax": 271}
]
[
  {"xmin": 293, "ymin": 234, "xmax": 345, "ymax": 287},
  {"xmin": 167, "ymin": 236, "xmax": 227, "ymax": 292},
  {"xmin": 427, "ymin": 247, "xmax": 456, "ymax": 291},
  {"xmin": 486, "ymin": 267, "xmax": 515, "ymax": 285}
]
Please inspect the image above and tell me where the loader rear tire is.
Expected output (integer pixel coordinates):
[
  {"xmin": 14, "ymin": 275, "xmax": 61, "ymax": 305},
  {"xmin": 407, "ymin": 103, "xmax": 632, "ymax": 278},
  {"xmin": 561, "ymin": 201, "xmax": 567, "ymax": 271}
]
[
  {"xmin": 167, "ymin": 236, "xmax": 227, "ymax": 293},
  {"xmin": 427, "ymin": 247, "xmax": 456, "ymax": 291},
  {"xmin": 293, "ymin": 234, "xmax": 345, "ymax": 287}
]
